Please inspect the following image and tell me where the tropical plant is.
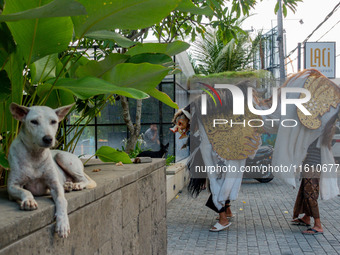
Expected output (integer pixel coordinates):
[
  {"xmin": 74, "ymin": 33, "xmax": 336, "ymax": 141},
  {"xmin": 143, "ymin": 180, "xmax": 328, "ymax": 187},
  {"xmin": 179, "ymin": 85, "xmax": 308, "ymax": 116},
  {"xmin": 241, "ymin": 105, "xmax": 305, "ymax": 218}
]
[
  {"xmin": 166, "ymin": 155, "xmax": 176, "ymax": 166},
  {"xmin": 189, "ymin": 25, "xmax": 265, "ymax": 74},
  {"xmin": 121, "ymin": 135, "xmax": 146, "ymax": 159},
  {"xmin": 0, "ymin": 0, "xmax": 194, "ymax": 186}
]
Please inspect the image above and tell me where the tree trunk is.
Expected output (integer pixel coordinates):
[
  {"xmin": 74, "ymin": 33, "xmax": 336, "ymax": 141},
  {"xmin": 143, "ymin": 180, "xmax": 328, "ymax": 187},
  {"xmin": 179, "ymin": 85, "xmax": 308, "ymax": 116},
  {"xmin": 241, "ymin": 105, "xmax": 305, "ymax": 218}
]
[{"xmin": 120, "ymin": 96, "xmax": 142, "ymax": 153}]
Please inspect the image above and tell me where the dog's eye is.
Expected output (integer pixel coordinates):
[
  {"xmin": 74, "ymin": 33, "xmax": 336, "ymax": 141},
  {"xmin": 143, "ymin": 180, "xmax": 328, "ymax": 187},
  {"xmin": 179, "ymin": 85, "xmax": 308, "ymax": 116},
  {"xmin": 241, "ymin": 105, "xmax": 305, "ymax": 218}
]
[
  {"xmin": 30, "ymin": 120, "xmax": 39, "ymax": 125},
  {"xmin": 51, "ymin": 120, "xmax": 57, "ymax": 125}
]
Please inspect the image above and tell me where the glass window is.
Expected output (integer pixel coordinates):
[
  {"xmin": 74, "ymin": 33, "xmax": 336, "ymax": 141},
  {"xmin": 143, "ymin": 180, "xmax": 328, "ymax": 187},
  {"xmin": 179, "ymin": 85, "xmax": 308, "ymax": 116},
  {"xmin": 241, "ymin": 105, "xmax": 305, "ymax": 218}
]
[
  {"xmin": 161, "ymin": 124, "xmax": 175, "ymax": 157},
  {"xmin": 141, "ymin": 97, "xmax": 159, "ymax": 124},
  {"xmin": 66, "ymin": 77, "xmax": 189, "ymax": 161},
  {"xmin": 161, "ymin": 83, "xmax": 175, "ymax": 123},
  {"xmin": 97, "ymin": 101, "xmax": 125, "ymax": 124},
  {"xmin": 140, "ymin": 124, "xmax": 160, "ymax": 151},
  {"xmin": 97, "ymin": 125, "xmax": 127, "ymax": 151},
  {"xmin": 68, "ymin": 110, "xmax": 95, "ymax": 125},
  {"xmin": 67, "ymin": 126, "xmax": 95, "ymax": 158}
]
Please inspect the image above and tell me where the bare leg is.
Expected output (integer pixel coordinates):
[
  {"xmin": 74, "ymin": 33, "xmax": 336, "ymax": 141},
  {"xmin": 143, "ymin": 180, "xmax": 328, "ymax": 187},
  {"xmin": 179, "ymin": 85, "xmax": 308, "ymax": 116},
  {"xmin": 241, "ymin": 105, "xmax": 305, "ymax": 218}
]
[
  {"xmin": 226, "ymin": 203, "xmax": 233, "ymax": 217},
  {"xmin": 211, "ymin": 211, "xmax": 230, "ymax": 230},
  {"xmin": 301, "ymin": 215, "xmax": 311, "ymax": 225},
  {"xmin": 292, "ymin": 214, "xmax": 310, "ymax": 225}
]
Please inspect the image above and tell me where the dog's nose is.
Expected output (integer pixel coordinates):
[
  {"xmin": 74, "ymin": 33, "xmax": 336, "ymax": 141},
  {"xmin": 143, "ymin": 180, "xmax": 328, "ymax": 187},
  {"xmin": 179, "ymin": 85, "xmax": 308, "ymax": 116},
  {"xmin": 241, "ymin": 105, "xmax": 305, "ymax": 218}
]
[{"xmin": 42, "ymin": 135, "xmax": 53, "ymax": 145}]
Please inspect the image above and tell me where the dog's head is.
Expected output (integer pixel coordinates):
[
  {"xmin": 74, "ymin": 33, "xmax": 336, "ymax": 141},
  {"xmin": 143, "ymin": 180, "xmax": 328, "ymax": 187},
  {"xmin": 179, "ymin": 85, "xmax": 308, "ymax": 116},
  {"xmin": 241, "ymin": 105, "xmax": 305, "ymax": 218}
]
[{"xmin": 10, "ymin": 103, "xmax": 74, "ymax": 148}]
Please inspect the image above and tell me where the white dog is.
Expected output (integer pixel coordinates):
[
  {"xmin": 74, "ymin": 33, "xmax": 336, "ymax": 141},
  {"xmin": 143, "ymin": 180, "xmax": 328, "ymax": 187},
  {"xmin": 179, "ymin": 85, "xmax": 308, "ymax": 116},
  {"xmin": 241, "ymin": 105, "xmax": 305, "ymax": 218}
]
[{"xmin": 7, "ymin": 103, "xmax": 96, "ymax": 238}]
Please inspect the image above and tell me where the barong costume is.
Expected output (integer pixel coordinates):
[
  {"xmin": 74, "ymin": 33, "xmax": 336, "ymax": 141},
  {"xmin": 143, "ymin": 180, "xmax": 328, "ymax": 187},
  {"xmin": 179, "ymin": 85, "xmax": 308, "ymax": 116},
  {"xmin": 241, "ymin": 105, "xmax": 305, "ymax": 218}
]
[
  {"xmin": 188, "ymin": 84, "xmax": 263, "ymax": 211},
  {"xmin": 269, "ymin": 69, "xmax": 340, "ymax": 201}
]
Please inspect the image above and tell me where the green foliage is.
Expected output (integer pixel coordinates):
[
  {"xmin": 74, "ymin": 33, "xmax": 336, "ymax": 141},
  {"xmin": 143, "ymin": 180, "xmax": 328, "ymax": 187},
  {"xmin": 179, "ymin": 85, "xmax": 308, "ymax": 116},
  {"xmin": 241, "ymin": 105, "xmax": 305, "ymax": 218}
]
[
  {"xmin": 0, "ymin": 70, "xmax": 11, "ymax": 101},
  {"xmin": 191, "ymin": 69, "xmax": 270, "ymax": 79},
  {"xmin": 189, "ymin": 24, "xmax": 261, "ymax": 74},
  {"xmin": 53, "ymin": 77, "xmax": 149, "ymax": 100},
  {"xmin": 85, "ymin": 31, "xmax": 138, "ymax": 48},
  {"xmin": 0, "ymin": 150, "xmax": 9, "ymax": 169},
  {"xmin": 0, "ymin": 0, "xmax": 189, "ymax": 172},
  {"xmin": 0, "ymin": 22, "xmax": 15, "ymax": 67},
  {"xmin": 0, "ymin": 0, "xmax": 86, "ymax": 22},
  {"xmin": 126, "ymin": 41, "xmax": 190, "ymax": 56},
  {"xmin": 151, "ymin": 0, "xmax": 301, "ymax": 44},
  {"xmin": 128, "ymin": 139, "xmax": 145, "ymax": 159},
  {"xmin": 275, "ymin": 0, "xmax": 303, "ymax": 17},
  {"xmin": 166, "ymin": 155, "xmax": 175, "ymax": 166},
  {"xmin": 71, "ymin": 0, "xmax": 181, "ymax": 37},
  {"xmin": 95, "ymin": 146, "xmax": 132, "ymax": 164},
  {"xmin": 176, "ymin": 0, "xmax": 214, "ymax": 16},
  {"xmin": 76, "ymin": 53, "xmax": 130, "ymax": 78},
  {"xmin": 3, "ymin": 0, "xmax": 74, "ymax": 63}
]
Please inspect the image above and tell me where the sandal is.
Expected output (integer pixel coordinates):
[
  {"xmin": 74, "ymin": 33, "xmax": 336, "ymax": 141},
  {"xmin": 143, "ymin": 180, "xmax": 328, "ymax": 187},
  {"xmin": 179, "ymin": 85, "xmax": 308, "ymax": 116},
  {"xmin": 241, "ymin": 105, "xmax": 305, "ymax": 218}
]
[
  {"xmin": 291, "ymin": 218, "xmax": 311, "ymax": 227},
  {"xmin": 209, "ymin": 222, "xmax": 232, "ymax": 232},
  {"xmin": 302, "ymin": 228, "xmax": 323, "ymax": 235}
]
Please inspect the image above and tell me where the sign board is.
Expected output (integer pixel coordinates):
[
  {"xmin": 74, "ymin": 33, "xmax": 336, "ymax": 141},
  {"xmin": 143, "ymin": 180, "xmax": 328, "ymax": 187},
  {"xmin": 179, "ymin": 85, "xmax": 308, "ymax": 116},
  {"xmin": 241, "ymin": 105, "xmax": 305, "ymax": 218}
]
[{"xmin": 304, "ymin": 42, "xmax": 336, "ymax": 78}]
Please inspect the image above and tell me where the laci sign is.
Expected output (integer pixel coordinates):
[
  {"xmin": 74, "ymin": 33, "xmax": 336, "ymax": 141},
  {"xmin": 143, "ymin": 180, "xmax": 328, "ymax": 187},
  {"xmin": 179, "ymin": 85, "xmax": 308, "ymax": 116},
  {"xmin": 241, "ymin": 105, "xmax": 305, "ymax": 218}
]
[{"xmin": 305, "ymin": 42, "xmax": 336, "ymax": 78}]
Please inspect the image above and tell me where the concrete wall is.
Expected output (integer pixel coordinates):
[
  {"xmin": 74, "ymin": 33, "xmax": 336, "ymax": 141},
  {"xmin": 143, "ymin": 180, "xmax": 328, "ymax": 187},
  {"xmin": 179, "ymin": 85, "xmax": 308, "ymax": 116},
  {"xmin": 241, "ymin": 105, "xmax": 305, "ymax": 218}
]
[
  {"xmin": 0, "ymin": 159, "xmax": 167, "ymax": 255},
  {"xmin": 166, "ymin": 160, "xmax": 189, "ymax": 203}
]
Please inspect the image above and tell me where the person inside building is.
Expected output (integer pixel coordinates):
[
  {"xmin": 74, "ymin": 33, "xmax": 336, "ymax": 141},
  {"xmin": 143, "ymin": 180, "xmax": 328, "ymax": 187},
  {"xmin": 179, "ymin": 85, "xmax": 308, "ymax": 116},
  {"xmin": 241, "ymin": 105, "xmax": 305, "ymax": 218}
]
[{"xmin": 144, "ymin": 124, "xmax": 160, "ymax": 151}]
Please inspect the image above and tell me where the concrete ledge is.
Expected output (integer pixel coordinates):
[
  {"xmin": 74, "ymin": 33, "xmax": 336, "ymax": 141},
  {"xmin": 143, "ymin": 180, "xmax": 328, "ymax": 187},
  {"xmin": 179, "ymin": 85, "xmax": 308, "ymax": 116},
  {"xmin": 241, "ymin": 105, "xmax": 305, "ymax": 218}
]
[
  {"xmin": 0, "ymin": 159, "xmax": 166, "ymax": 255},
  {"xmin": 166, "ymin": 159, "xmax": 189, "ymax": 203}
]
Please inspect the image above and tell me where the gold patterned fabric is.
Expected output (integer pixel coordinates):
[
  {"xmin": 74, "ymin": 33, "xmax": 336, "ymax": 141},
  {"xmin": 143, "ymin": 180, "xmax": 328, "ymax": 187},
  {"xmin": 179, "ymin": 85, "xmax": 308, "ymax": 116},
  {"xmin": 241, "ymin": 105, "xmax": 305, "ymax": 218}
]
[
  {"xmin": 201, "ymin": 111, "xmax": 263, "ymax": 160},
  {"xmin": 297, "ymin": 70, "xmax": 340, "ymax": 130}
]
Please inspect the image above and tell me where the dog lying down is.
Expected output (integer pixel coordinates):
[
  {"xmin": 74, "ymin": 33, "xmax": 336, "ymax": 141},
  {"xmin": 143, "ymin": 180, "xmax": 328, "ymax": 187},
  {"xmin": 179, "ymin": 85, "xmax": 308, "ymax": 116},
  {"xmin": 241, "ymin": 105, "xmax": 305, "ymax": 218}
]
[{"xmin": 7, "ymin": 103, "xmax": 96, "ymax": 238}]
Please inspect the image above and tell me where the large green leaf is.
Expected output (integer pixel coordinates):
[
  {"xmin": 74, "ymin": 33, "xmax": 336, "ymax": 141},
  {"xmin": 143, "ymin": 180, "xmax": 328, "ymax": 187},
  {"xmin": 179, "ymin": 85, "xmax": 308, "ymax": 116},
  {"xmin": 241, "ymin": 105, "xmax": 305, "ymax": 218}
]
[
  {"xmin": 0, "ymin": 0, "xmax": 86, "ymax": 22},
  {"xmin": 3, "ymin": 0, "xmax": 74, "ymax": 63},
  {"xmin": 37, "ymin": 84, "xmax": 75, "ymax": 109},
  {"xmin": 102, "ymin": 63, "xmax": 179, "ymax": 107},
  {"xmin": 0, "ymin": 70, "xmax": 11, "ymax": 102},
  {"xmin": 58, "ymin": 55, "xmax": 90, "ymax": 79},
  {"xmin": 85, "ymin": 30, "xmax": 137, "ymax": 48},
  {"xmin": 71, "ymin": 0, "xmax": 180, "ymax": 38},
  {"xmin": 127, "ymin": 53, "xmax": 173, "ymax": 66},
  {"xmin": 176, "ymin": 0, "xmax": 214, "ymax": 16},
  {"xmin": 53, "ymin": 77, "xmax": 149, "ymax": 100},
  {"xmin": 102, "ymin": 63, "xmax": 170, "ymax": 91},
  {"xmin": 147, "ymin": 88, "xmax": 178, "ymax": 109},
  {"xmin": 95, "ymin": 146, "xmax": 132, "ymax": 164},
  {"xmin": 5, "ymin": 50, "xmax": 24, "ymax": 104},
  {"xmin": 1, "ymin": 51, "xmax": 24, "ymax": 133},
  {"xmin": 0, "ymin": 22, "xmax": 16, "ymax": 67},
  {"xmin": 127, "ymin": 41, "xmax": 190, "ymax": 57},
  {"xmin": 76, "ymin": 53, "xmax": 129, "ymax": 78},
  {"xmin": 30, "ymin": 54, "xmax": 58, "ymax": 84},
  {"xmin": 0, "ymin": 150, "xmax": 9, "ymax": 169}
]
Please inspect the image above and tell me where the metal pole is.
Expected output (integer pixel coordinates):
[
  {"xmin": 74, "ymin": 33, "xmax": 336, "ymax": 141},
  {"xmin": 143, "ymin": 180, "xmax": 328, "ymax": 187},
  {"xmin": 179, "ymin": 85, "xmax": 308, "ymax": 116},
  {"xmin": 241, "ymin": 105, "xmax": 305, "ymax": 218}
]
[
  {"xmin": 277, "ymin": 0, "xmax": 286, "ymax": 84},
  {"xmin": 297, "ymin": 43, "xmax": 301, "ymax": 72}
]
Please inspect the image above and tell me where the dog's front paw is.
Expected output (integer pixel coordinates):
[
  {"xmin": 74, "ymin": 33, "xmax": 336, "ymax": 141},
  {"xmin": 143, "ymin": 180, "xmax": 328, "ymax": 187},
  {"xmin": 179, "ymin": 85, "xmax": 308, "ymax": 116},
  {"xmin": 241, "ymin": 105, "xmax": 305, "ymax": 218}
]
[
  {"xmin": 63, "ymin": 182, "xmax": 73, "ymax": 192},
  {"xmin": 56, "ymin": 217, "xmax": 70, "ymax": 238},
  {"xmin": 20, "ymin": 198, "xmax": 38, "ymax": 210},
  {"xmin": 72, "ymin": 183, "xmax": 85, "ymax": 191}
]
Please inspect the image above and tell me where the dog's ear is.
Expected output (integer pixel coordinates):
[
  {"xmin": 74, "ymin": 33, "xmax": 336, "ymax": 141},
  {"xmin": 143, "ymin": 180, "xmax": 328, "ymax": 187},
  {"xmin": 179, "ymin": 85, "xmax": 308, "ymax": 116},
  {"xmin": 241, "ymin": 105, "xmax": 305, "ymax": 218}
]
[
  {"xmin": 55, "ymin": 103, "xmax": 75, "ymax": 122},
  {"xmin": 10, "ymin": 103, "xmax": 30, "ymax": 121},
  {"xmin": 162, "ymin": 143, "xmax": 169, "ymax": 148}
]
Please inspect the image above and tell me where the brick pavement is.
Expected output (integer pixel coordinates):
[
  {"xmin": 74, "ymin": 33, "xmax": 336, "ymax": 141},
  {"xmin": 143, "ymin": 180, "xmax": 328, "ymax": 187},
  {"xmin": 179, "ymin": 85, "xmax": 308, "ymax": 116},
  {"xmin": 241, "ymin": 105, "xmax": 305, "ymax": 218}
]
[{"xmin": 167, "ymin": 177, "xmax": 340, "ymax": 255}]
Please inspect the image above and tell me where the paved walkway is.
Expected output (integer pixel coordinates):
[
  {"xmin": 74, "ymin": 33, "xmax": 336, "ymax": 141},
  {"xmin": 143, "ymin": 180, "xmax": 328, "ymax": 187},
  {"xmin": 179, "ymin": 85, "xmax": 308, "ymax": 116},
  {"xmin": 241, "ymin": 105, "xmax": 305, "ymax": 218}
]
[{"xmin": 167, "ymin": 177, "xmax": 340, "ymax": 255}]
